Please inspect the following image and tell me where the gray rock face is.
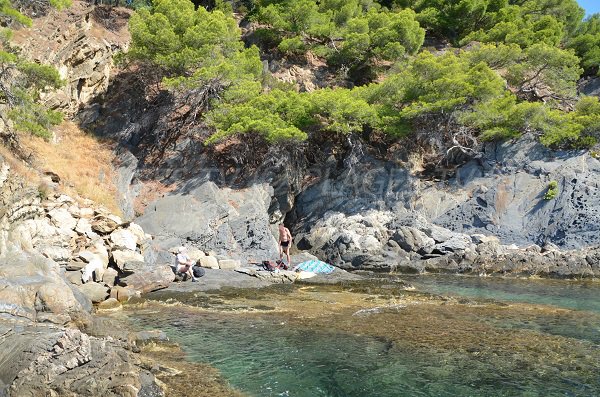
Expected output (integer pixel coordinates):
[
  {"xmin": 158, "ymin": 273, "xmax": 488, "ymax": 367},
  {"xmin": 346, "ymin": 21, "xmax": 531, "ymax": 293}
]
[
  {"xmin": 0, "ymin": 248, "xmax": 89, "ymax": 323},
  {"xmin": 14, "ymin": 2, "xmax": 130, "ymax": 116},
  {"xmin": 1, "ymin": 325, "xmax": 159, "ymax": 397},
  {"xmin": 434, "ymin": 139, "xmax": 600, "ymax": 249},
  {"xmin": 136, "ymin": 181, "xmax": 279, "ymax": 264},
  {"xmin": 290, "ymin": 135, "xmax": 600, "ymax": 267}
]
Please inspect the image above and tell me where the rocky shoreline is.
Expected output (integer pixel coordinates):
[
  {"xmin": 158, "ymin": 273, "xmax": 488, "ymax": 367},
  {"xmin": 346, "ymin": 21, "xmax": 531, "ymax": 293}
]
[{"xmin": 1, "ymin": 143, "xmax": 599, "ymax": 394}]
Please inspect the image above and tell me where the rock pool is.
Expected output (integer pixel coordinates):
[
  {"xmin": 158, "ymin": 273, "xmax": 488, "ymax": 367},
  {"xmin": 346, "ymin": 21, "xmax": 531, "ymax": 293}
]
[{"xmin": 118, "ymin": 275, "xmax": 600, "ymax": 397}]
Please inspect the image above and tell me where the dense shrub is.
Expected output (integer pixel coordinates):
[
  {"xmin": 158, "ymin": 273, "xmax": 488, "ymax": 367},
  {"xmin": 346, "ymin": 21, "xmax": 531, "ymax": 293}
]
[{"xmin": 124, "ymin": 0, "xmax": 598, "ymax": 151}]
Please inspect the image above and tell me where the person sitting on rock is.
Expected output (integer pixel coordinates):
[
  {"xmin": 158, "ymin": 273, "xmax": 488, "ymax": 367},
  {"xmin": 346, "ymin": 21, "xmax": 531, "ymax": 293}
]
[
  {"xmin": 278, "ymin": 224, "xmax": 292, "ymax": 267},
  {"xmin": 176, "ymin": 247, "xmax": 198, "ymax": 282}
]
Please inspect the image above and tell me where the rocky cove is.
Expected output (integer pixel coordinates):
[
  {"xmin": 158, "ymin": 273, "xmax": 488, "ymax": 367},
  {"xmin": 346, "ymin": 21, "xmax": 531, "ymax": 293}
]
[{"xmin": 0, "ymin": 1, "xmax": 600, "ymax": 396}]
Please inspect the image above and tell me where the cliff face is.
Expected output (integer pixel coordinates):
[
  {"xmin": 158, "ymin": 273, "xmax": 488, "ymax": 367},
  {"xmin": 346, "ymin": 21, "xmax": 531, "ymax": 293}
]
[
  {"xmin": 92, "ymin": 68, "xmax": 600, "ymax": 276},
  {"xmin": 12, "ymin": 2, "xmax": 130, "ymax": 116},
  {"xmin": 13, "ymin": 2, "xmax": 598, "ymax": 277},
  {"xmin": 288, "ymin": 136, "xmax": 600, "ymax": 276},
  {"xmin": 291, "ymin": 135, "xmax": 600, "ymax": 251},
  {"xmin": 78, "ymin": 49, "xmax": 600, "ymax": 277}
]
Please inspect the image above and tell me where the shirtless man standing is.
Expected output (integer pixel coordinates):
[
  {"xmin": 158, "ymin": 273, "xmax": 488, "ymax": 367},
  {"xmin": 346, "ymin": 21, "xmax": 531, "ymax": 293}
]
[{"xmin": 278, "ymin": 224, "xmax": 292, "ymax": 267}]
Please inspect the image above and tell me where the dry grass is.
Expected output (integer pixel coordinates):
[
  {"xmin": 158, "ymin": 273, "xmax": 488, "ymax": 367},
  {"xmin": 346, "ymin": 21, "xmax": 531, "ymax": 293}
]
[
  {"xmin": 22, "ymin": 121, "xmax": 122, "ymax": 215},
  {"xmin": 0, "ymin": 144, "xmax": 41, "ymax": 184}
]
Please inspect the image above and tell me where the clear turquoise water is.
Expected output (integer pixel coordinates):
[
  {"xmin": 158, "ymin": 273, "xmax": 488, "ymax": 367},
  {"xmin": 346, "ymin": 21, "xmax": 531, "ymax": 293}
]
[
  {"xmin": 403, "ymin": 275, "xmax": 600, "ymax": 314},
  {"xmin": 403, "ymin": 275, "xmax": 600, "ymax": 344},
  {"xmin": 127, "ymin": 276, "xmax": 600, "ymax": 397}
]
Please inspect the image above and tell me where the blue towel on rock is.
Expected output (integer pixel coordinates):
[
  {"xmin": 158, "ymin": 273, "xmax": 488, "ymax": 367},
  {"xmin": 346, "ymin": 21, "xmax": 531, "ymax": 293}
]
[{"xmin": 294, "ymin": 260, "xmax": 335, "ymax": 274}]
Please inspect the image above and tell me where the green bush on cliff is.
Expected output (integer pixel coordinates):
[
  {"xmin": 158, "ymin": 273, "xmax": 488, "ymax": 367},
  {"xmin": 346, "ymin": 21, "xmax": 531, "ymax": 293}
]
[
  {"xmin": 459, "ymin": 93, "xmax": 542, "ymax": 141},
  {"xmin": 252, "ymin": 0, "xmax": 425, "ymax": 81},
  {"xmin": 205, "ymin": 45, "xmax": 594, "ymax": 148},
  {"xmin": 127, "ymin": 0, "xmax": 263, "ymax": 92},
  {"xmin": 206, "ymin": 86, "xmax": 378, "ymax": 143},
  {"xmin": 0, "ymin": 1, "xmax": 65, "ymax": 139},
  {"xmin": 538, "ymin": 96, "xmax": 600, "ymax": 147},
  {"xmin": 364, "ymin": 50, "xmax": 507, "ymax": 137},
  {"xmin": 464, "ymin": 42, "xmax": 582, "ymax": 102},
  {"xmin": 393, "ymin": 0, "xmax": 584, "ymax": 47},
  {"xmin": 544, "ymin": 180, "xmax": 559, "ymax": 200},
  {"xmin": 567, "ymin": 14, "xmax": 600, "ymax": 74}
]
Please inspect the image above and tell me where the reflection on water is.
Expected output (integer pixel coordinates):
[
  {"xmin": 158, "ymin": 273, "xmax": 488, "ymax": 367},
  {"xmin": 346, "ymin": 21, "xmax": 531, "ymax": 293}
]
[{"xmin": 124, "ymin": 276, "xmax": 600, "ymax": 397}]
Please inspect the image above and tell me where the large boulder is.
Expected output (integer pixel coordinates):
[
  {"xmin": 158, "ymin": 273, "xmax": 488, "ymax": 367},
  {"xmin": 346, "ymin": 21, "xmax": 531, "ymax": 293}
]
[
  {"xmin": 47, "ymin": 208, "xmax": 77, "ymax": 232},
  {"xmin": 77, "ymin": 282, "xmax": 109, "ymax": 303},
  {"xmin": 111, "ymin": 250, "xmax": 144, "ymax": 270},
  {"xmin": 91, "ymin": 213, "xmax": 122, "ymax": 234},
  {"xmin": 218, "ymin": 258, "xmax": 241, "ymax": 270},
  {"xmin": 119, "ymin": 265, "xmax": 174, "ymax": 294},
  {"xmin": 101, "ymin": 267, "xmax": 119, "ymax": 287},
  {"xmin": 110, "ymin": 229, "xmax": 138, "ymax": 251},
  {"xmin": 126, "ymin": 222, "xmax": 150, "ymax": 244},
  {"xmin": 75, "ymin": 217, "xmax": 97, "ymax": 238},
  {"xmin": 391, "ymin": 227, "xmax": 435, "ymax": 254},
  {"xmin": 198, "ymin": 255, "xmax": 219, "ymax": 269},
  {"xmin": 0, "ymin": 249, "xmax": 88, "ymax": 323},
  {"xmin": 109, "ymin": 286, "xmax": 140, "ymax": 302},
  {"xmin": 39, "ymin": 245, "xmax": 71, "ymax": 264}
]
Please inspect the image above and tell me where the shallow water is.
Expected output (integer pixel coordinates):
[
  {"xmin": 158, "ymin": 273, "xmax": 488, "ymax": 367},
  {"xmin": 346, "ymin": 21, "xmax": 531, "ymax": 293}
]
[
  {"xmin": 124, "ymin": 275, "xmax": 600, "ymax": 397},
  {"xmin": 403, "ymin": 275, "xmax": 600, "ymax": 313}
]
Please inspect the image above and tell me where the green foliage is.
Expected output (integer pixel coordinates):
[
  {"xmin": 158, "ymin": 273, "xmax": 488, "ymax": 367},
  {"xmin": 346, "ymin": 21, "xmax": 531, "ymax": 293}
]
[
  {"xmin": 278, "ymin": 37, "xmax": 305, "ymax": 55},
  {"xmin": 459, "ymin": 93, "xmax": 541, "ymax": 141},
  {"xmin": 206, "ymin": 86, "xmax": 378, "ymax": 143},
  {"xmin": 0, "ymin": 0, "xmax": 65, "ymax": 139},
  {"xmin": 49, "ymin": 0, "xmax": 72, "ymax": 10},
  {"xmin": 506, "ymin": 44, "xmax": 582, "ymax": 100},
  {"xmin": 252, "ymin": 0, "xmax": 424, "ymax": 78},
  {"xmin": 365, "ymin": 50, "xmax": 506, "ymax": 136},
  {"xmin": 544, "ymin": 180, "xmax": 559, "ymax": 200},
  {"xmin": 538, "ymin": 96, "xmax": 600, "ymax": 147},
  {"xmin": 0, "ymin": 0, "xmax": 32, "ymax": 26},
  {"xmin": 128, "ymin": 0, "xmax": 262, "ymax": 92},
  {"xmin": 129, "ymin": 0, "xmax": 242, "ymax": 72},
  {"xmin": 459, "ymin": 93, "xmax": 600, "ymax": 148},
  {"xmin": 0, "ymin": 55, "xmax": 64, "ymax": 138},
  {"xmin": 461, "ymin": 11, "xmax": 565, "ymax": 48},
  {"xmin": 465, "ymin": 42, "xmax": 582, "ymax": 102},
  {"xmin": 400, "ymin": 0, "xmax": 506, "ymax": 43},
  {"xmin": 125, "ymin": 0, "xmax": 594, "ymax": 153},
  {"xmin": 399, "ymin": 0, "xmax": 584, "ymax": 47},
  {"xmin": 567, "ymin": 14, "xmax": 600, "ymax": 73}
]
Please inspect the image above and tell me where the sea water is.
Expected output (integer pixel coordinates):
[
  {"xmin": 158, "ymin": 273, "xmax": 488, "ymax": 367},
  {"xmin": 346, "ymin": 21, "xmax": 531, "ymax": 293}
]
[{"xmin": 125, "ymin": 275, "xmax": 600, "ymax": 397}]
